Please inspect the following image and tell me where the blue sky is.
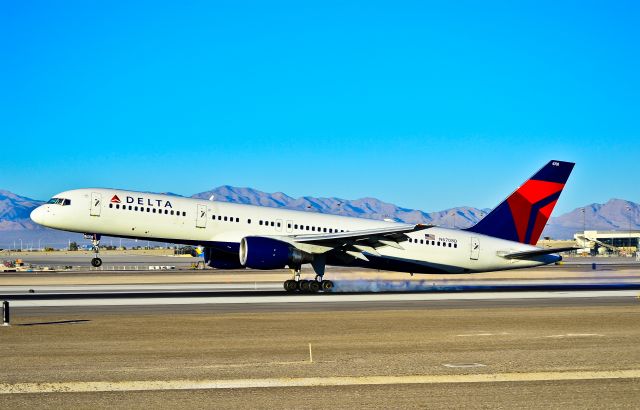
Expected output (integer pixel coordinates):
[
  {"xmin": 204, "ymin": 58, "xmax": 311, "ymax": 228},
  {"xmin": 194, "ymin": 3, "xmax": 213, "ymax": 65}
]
[{"xmin": 1, "ymin": 1, "xmax": 638, "ymax": 214}]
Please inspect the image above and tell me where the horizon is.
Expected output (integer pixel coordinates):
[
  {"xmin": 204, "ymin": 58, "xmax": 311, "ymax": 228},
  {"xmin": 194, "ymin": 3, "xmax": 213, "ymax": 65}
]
[
  {"xmin": 2, "ymin": 2, "xmax": 639, "ymax": 215},
  {"xmin": 2, "ymin": 184, "xmax": 637, "ymax": 217}
]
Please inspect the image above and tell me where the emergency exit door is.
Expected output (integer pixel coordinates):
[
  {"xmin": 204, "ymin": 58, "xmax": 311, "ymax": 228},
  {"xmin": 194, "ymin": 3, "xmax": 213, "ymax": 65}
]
[{"xmin": 196, "ymin": 204, "xmax": 207, "ymax": 228}]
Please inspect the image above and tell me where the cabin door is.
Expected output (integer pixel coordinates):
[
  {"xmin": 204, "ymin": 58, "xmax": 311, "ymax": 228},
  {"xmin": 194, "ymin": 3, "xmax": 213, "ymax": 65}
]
[
  {"xmin": 196, "ymin": 204, "xmax": 207, "ymax": 228},
  {"xmin": 470, "ymin": 237, "xmax": 480, "ymax": 260},
  {"xmin": 90, "ymin": 192, "xmax": 102, "ymax": 216}
]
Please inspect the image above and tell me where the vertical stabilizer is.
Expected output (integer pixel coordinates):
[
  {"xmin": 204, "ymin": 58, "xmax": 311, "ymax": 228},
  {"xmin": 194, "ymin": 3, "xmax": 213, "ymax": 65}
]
[{"xmin": 466, "ymin": 160, "xmax": 575, "ymax": 244}]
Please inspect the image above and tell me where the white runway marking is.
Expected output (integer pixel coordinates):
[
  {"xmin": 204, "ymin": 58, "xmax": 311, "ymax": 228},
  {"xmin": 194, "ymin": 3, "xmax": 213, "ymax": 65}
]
[
  {"xmin": 456, "ymin": 333, "xmax": 510, "ymax": 337},
  {"xmin": 6, "ymin": 290, "xmax": 638, "ymax": 308},
  {"xmin": 442, "ymin": 363, "xmax": 487, "ymax": 368},
  {"xmin": 544, "ymin": 333, "xmax": 604, "ymax": 338},
  {"xmin": 1, "ymin": 370, "xmax": 639, "ymax": 394}
]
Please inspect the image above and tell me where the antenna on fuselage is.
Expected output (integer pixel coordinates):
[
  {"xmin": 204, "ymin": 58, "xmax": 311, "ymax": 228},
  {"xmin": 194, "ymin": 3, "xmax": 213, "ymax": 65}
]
[{"xmin": 209, "ymin": 195, "xmax": 215, "ymax": 201}]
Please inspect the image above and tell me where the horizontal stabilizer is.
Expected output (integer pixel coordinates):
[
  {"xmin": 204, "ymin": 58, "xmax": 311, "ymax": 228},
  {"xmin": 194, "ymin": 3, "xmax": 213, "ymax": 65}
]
[{"xmin": 502, "ymin": 246, "xmax": 578, "ymax": 260}]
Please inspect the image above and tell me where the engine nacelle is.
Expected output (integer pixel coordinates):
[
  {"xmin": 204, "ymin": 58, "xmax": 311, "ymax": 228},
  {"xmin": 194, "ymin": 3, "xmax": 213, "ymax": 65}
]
[
  {"xmin": 203, "ymin": 246, "xmax": 244, "ymax": 269},
  {"xmin": 239, "ymin": 236, "xmax": 313, "ymax": 270}
]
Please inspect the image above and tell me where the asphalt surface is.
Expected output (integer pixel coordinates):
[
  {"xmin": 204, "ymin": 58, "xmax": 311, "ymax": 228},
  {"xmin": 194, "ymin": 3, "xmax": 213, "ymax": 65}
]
[
  {"xmin": 1, "ymin": 303, "xmax": 639, "ymax": 408},
  {"xmin": 1, "ymin": 255, "xmax": 640, "ymax": 408}
]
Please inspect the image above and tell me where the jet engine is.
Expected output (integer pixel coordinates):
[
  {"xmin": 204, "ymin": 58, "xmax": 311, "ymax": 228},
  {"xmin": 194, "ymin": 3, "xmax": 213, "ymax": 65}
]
[
  {"xmin": 203, "ymin": 246, "xmax": 244, "ymax": 269},
  {"xmin": 239, "ymin": 236, "xmax": 313, "ymax": 270}
]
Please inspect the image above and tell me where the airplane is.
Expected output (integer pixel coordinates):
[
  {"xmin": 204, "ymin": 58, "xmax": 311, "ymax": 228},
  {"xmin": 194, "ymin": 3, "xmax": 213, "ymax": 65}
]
[{"xmin": 30, "ymin": 160, "xmax": 576, "ymax": 293}]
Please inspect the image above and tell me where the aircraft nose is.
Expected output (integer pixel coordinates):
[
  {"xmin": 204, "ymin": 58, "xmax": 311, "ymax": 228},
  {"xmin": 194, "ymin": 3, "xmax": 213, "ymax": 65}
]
[{"xmin": 30, "ymin": 206, "xmax": 46, "ymax": 226}]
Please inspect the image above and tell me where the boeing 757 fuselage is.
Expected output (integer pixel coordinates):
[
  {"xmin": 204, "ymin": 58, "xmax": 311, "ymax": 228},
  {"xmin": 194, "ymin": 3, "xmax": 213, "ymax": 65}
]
[{"xmin": 30, "ymin": 160, "xmax": 576, "ymax": 292}]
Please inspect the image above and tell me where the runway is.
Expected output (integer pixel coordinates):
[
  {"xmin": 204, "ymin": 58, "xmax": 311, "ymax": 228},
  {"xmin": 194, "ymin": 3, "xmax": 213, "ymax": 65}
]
[{"xmin": 2, "ymin": 260, "xmax": 640, "ymax": 407}]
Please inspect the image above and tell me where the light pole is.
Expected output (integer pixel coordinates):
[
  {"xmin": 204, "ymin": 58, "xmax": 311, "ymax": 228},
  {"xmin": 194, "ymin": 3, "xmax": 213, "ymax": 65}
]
[
  {"xmin": 626, "ymin": 205, "xmax": 632, "ymax": 252},
  {"xmin": 19, "ymin": 239, "xmax": 22, "ymax": 252}
]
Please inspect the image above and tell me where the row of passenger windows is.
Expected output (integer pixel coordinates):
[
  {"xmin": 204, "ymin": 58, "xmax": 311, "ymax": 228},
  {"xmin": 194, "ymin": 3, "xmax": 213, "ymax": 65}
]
[
  {"xmin": 109, "ymin": 203, "xmax": 186, "ymax": 217},
  {"xmin": 211, "ymin": 214, "xmax": 347, "ymax": 233},
  {"xmin": 408, "ymin": 238, "xmax": 458, "ymax": 248}
]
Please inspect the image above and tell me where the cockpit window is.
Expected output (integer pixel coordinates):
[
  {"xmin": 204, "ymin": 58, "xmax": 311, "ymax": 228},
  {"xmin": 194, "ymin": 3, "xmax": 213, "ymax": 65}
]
[{"xmin": 47, "ymin": 198, "xmax": 71, "ymax": 206}]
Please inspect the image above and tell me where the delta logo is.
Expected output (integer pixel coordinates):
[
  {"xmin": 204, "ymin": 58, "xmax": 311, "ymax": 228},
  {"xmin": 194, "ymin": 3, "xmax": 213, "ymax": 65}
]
[{"xmin": 109, "ymin": 193, "xmax": 173, "ymax": 208}]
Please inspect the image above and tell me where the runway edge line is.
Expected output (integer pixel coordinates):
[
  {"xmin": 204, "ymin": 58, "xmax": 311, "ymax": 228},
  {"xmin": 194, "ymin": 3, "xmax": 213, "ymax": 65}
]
[{"xmin": 2, "ymin": 370, "xmax": 640, "ymax": 394}]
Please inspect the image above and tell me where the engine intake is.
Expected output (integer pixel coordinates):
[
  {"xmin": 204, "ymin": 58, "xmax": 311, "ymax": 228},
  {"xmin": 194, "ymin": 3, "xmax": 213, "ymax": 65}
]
[{"xmin": 239, "ymin": 237, "xmax": 313, "ymax": 270}]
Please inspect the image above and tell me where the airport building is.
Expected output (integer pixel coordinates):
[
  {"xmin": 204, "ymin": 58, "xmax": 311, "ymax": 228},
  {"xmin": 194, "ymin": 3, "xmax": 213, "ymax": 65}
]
[{"xmin": 574, "ymin": 230, "xmax": 640, "ymax": 255}]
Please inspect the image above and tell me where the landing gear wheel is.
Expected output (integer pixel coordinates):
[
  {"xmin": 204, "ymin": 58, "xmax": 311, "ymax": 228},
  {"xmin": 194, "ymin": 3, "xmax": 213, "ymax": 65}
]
[
  {"xmin": 86, "ymin": 233, "xmax": 103, "ymax": 267},
  {"xmin": 321, "ymin": 280, "xmax": 334, "ymax": 291},
  {"xmin": 284, "ymin": 280, "xmax": 298, "ymax": 292},
  {"xmin": 299, "ymin": 280, "xmax": 311, "ymax": 292},
  {"xmin": 309, "ymin": 280, "xmax": 321, "ymax": 293}
]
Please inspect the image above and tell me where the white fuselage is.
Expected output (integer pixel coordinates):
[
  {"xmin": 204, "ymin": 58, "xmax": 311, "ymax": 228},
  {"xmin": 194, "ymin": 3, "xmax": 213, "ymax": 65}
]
[{"xmin": 30, "ymin": 188, "xmax": 559, "ymax": 274}]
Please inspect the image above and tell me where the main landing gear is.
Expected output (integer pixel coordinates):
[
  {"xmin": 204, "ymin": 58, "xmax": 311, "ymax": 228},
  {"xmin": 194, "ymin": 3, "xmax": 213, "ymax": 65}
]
[
  {"xmin": 85, "ymin": 233, "xmax": 102, "ymax": 267},
  {"xmin": 283, "ymin": 268, "xmax": 334, "ymax": 293}
]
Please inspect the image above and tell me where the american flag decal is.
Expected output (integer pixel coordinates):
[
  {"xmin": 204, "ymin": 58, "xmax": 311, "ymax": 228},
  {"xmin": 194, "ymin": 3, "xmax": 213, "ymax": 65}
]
[{"xmin": 425, "ymin": 234, "xmax": 435, "ymax": 241}]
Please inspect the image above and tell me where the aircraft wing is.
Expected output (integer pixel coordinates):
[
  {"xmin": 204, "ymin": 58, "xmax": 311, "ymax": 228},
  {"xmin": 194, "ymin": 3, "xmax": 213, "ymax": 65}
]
[
  {"xmin": 502, "ymin": 246, "xmax": 578, "ymax": 260},
  {"xmin": 290, "ymin": 223, "xmax": 433, "ymax": 262}
]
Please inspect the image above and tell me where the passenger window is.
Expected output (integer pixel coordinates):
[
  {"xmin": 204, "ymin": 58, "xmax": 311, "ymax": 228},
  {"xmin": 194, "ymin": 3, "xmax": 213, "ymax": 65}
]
[
  {"xmin": 248, "ymin": 219, "xmax": 251, "ymax": 224},
  {"xmin": 329, "ymin": 228, "xmax": 333, "ymax": 233},
  {"xmin": 134, "ymin": 206, "xmax": 138, "ymax": 211},
  {"xmin": 236, "ymin": 217, "xmax": 240, "ymax": 222},
  {"xmin": 171, "ymin": 210, "xmax": 174, "ymax": 215},
  {"xmin": 128, "ymin": 206, "xmax": 132, "ymax": 210},
  {"xmin": 63, "ymin": 199, "xmax": 71, "ymax": 206},
  {"xmin": 448, "ymin": 243, "xmax": 452, "ymax": 247},
  {"xmin": 153, "ymin": 208, "xmax": 156, "ymax": 213},
  {"xmin": 312, "ymin": 227, "xmax": 315, "ymax": 231},
  {"xmin": 218, "ymin": 216, "xmax": 221, "ymax": 220},
  {"xmin": 109, "ymin": 204, "xmax": 113, "ymax": 208},
  {"xmin": 323, "ymin": 228, "xmax": 327, "ymax": 232},
  {"xmin": 165, "ymin": 209, "xmax": 168, "ymax": 214},
  {"xmin": 182, "ymin": 212, "xmax": 186, "ymax": 216},
  {"xmin": 306, "ymin": 226, "xmax": 309, "ymax": 231},
  {"xmin": 287, "ymin": 223, "xmax": 291, "ymax": 229},
  {"xmin": 270, "ymin": 221, "xmax": 274, "ymax": 227},
  {"xmin": 437, "ymin": 242, "xmax": 440, "ymax": 246},
  {"xmin": 432, "ymin": 241, "xmax": 435, "ymax": 245},
  {"xmin": 277, "ymin": 222, "xmax": 281, "ymax": 227},
  {"xmin": 224, "ymin": 216, "xmax": 228, "ymax": 221},
  {"xmin": 454, "ymin": 244, "xmax": 457, "ymax": 248},
  {"xmin": 420, "ymin": 239, "xmax": 424, "ymax": 244},
  {"xmin": 294, "ymin": 224, "xmax": 298, "ymax": 229},
  {"xmin": 116, "ymin": 204, "xmax": 120, "ymax": 209}
]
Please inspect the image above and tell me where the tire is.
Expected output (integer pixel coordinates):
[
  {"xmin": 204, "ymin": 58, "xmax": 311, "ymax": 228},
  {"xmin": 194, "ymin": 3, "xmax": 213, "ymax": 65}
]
[
  {"xmin": 299, "ymin": 280, "xmax": 311, "ymax": 292},
  {"xmin": 321, "ymin": 280, "xmax": 334, "ymax": 291},
  {"xmin": 91, "ymin": 257, "xmax": 102, "ymax": 267},
  {"xmin": 284, "ymin": 280, "xmax": 298, "ymax": 292},
  {"xmin": 309, "ymin": 280, "xmax": 321, "ymax": 293}
]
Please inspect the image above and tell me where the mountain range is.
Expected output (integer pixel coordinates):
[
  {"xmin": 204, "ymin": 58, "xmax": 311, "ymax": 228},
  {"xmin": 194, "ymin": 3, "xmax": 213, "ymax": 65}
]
[{"xmin": 1, "ymin": 187, "xmax": 639, "ymax": 249}]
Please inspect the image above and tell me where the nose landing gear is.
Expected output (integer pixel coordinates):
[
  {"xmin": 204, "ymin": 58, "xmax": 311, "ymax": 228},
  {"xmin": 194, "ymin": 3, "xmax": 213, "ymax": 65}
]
[{"xmin": 85, "ymin": 233, "xmax": 102, "ymax": 267}]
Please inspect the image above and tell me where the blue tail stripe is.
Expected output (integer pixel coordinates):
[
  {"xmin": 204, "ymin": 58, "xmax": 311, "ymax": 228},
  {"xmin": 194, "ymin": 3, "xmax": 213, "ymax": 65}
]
[{"xmin": 523, "ymin": 191, "xmax": 562, "ymax": 244}]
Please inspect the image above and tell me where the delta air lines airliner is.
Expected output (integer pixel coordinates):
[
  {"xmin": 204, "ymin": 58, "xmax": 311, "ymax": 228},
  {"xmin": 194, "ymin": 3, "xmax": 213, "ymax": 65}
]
[{"xmin": 30, "ymin": 160, "xmax": 576, "ymax": 292}]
